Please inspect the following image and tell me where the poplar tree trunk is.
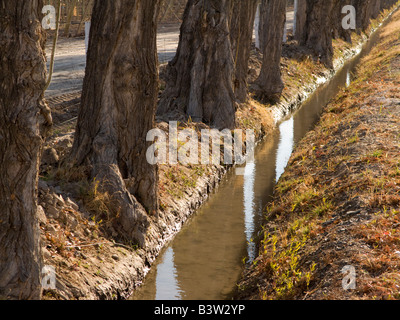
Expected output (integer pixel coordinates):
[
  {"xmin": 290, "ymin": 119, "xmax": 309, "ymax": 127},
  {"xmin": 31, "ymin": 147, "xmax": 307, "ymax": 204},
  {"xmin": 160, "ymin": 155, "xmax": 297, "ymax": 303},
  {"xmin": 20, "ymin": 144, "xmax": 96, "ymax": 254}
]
[
  {"xmin": 258, "ymin": 0, "xmax": 267, "ymax": 52},
  {"xmin": 355, "ymin": 0, "xmax": 375, "ymax": 31},
  {"xmin": 298, "ymin": 0, "xmax": 334, "ymax": 68},
  {"xmin": 157, "ymin": 0, "xmax": 236, "ymax": 130},
  {"xmin": 372, "ymin": 0, "xmax": 382, "ymax": 19},
  {"xmin": 295, "ymin": 0, "xmax": 307, "ymax": 42},
  {"xmin": 252, "ymin": 0, "xmax": 287, "ymax": 102},
  {"xmin": 230, "ymin": 0, "xmax": 259, "ymax": 103},
  {"xmin": 331, "ymin": 0, "xmax": 352, "ymax": 43},
  {"xmin": 0, "ymin": 0, "xmax": 51, "ymax": 299},
  {"xmin": 380, "ymin": 0, "xmax": 397, "ymax": 10},
  {"xmin": 67, "ymin": 0, "xmax": 160, "ymax": 245}
]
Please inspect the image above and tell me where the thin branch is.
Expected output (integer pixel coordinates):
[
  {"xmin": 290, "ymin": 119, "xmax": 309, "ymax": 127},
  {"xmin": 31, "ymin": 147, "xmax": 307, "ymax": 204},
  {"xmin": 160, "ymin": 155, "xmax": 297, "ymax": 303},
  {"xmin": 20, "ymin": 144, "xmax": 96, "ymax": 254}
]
[{"xmin": 44, "ymin": 0, "xmax": 61, "ymax": 92}]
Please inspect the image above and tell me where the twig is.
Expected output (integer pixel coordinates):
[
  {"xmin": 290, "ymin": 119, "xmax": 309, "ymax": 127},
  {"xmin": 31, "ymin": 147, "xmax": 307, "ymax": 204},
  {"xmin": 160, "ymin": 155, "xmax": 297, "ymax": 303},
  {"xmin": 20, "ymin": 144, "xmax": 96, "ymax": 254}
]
[
  {"xmin": 65, "ymin": 241, "xmax": 109, "ymax": 248},
  {"xmin": 44, "ymin": 0, "xmax": 61, "ymax": 92}
]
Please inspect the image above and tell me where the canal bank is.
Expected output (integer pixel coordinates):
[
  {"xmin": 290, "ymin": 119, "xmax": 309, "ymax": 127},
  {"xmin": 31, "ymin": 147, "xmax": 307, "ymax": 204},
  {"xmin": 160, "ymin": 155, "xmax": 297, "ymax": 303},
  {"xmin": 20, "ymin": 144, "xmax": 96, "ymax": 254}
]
[{"xmin": 236, "ymin": 7, "xmax": 400, "ymax": 300}]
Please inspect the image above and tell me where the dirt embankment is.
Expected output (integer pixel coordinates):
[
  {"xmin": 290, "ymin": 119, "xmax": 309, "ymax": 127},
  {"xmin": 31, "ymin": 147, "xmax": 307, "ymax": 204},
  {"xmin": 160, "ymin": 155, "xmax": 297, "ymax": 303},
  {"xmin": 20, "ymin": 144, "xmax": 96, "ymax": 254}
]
[
  {"xmin": 39, "ymin": 6, "xmax": 399, "ymax": 300},
  {"xmin": 237, "ymin": 9, "xmax": 400, "ymax": 301}
]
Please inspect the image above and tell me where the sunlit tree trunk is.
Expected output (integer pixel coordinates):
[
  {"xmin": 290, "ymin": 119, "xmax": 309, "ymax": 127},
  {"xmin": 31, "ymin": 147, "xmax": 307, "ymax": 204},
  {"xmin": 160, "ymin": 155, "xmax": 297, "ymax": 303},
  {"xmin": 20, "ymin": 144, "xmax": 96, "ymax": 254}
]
[
  {"xmin": 0, "ymin": 0, "xmax": 51, "ymax": 299},
  {"xmin": 158, "ymin": 0, "xmax": 236, "ymax": 130},
  {"xmin": 295, "ymin": 0, "xmax": 307, "ymax": 42},
  {"xmin": 253, "ymin": 0, "xmax": 287, "ymax": 102},
  {"xmin": 230, "ymin": 0, "xmax": 259, "ymax": 103},
  {"xmin": 68, "ymin": 0, "xmax": 160, "ymax": 244},
  {"xmin": 298, "ymin": 0, "xmax": 334, "ymax": 68}
]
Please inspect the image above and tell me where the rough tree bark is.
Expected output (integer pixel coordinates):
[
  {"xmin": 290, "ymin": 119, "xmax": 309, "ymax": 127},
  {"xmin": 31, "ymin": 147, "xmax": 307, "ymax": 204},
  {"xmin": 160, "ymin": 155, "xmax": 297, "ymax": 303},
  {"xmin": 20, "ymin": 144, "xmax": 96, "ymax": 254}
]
[
  {"xmin": 157, "ymin": 0, "xmax": 236, "ymax": 130},
  {"xmin": 372, "ymin": 0, "xmax": 382, "ymax": 19},
  {"xmin": 67, "ymin": 0, "xmax": 160, "ymax": 245},
  {"xmin": 252, "ymin": 0, "xmax": 287, "ymax": 102},
  {"xmin": 295, "ymin": 0, "xmax": 307, "ymax": 42},
  {"xmin": 298, "ymin": 0, "xmax": 334, "ymax": 68},
  {"xmin": 331, "ymin": 0, "xmax": 353, "ymax": 43},
  {"xmin": 230, "ymin": 0, "xmax": 259, "ymax": 103},
  {"xmin": 0, "ymin": 0, "xmax": 52, "ymax": 299}
]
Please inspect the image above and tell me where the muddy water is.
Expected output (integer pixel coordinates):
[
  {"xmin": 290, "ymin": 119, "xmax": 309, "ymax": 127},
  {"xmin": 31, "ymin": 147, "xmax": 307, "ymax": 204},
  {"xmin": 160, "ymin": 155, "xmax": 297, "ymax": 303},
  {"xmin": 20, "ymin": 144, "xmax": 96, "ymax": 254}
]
[{"xmin": 131, "ymin": 21, "xmax": 387, "ymax": 301}]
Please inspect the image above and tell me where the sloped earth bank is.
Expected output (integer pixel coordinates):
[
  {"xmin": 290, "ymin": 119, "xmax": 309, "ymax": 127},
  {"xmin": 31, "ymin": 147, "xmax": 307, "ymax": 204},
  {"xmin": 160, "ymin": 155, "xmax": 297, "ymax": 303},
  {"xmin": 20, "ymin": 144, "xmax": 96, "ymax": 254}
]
[
  {"xmin": 236, "ymin": 9, "xmax": 400, "ymax": 300},
  {"xmin": 40, "ymin": 5, "xmax": 399, "ymax": 299}
]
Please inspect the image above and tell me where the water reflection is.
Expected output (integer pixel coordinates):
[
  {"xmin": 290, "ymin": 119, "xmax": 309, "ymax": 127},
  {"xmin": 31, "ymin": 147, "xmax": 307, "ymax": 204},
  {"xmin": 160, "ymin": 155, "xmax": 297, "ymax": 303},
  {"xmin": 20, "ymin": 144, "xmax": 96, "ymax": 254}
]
[
  {"xmin": 346, "ymin": 70, "xmax": 352, "ymax": 88},
  {"xmin": 243, "ymin": 162, "xmax": 256, "ymax": 262},
  {"xmin": 275, "ymin": 118, "xmax": 294, "ymax": 182},
  {"xmin": 154, "ymin": 247, "xmax": 181, "ymax": 300}
]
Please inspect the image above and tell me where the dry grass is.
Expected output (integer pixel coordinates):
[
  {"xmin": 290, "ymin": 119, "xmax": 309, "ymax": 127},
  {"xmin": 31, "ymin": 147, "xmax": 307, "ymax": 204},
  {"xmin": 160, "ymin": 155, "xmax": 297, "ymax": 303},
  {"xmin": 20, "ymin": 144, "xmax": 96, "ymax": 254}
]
[{"xmin": 237, "ymin": 8, "xmax": 400, "ymax": 301}]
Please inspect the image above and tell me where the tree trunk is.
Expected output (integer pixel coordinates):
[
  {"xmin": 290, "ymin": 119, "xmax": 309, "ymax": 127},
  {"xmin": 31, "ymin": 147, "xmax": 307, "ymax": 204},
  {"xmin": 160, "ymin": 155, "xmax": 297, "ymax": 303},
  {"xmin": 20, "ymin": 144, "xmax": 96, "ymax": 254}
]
[
  {"xmin": 295, "ymin": 0, "xmax": 307, "ymax": 42},
  {"xmin": 380, "ymin": 0, "xmax": 397, "ymax": 10},
  {"xmin": 252, "ymin": 0, "xmax": 287, "ymax": 102},
  {"xmin": 355, "ymin": 0, "xmax": 372, "ymax": 31},
  {"xmin": 372, "ymin": 0, "xmax": 382, "ymax": 19},
  {"xmin": 331, "ymin": 0, "xmax": 352, "ymax": 43},
  {"xmin": 0, "ymin": 0, "xmax": 51, "ymax": 299},
  {"xmin": 157, "ymin": 0, "xmax": 236, "ymax": 130},
  {"xmin": 230, "ymin": 0, "xmax": 259, "ymax": 103},
  {"xmin": 299, "ymin": 0, "xmax": 334, "ymax": 68},
  {"xmin": 258, "ymin": 0, "xmax": 267, "ymax": 52},
  {"xmin": 67, "ymin": 0, "xmax": 160, "ymax": 245}
]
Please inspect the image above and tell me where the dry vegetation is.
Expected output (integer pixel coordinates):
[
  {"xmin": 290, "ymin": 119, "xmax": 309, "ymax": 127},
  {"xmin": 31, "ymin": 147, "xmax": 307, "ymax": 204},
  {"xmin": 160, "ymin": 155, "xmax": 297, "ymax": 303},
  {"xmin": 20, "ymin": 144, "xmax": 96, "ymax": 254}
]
[{"xmin": 237, "ymin": 9, "xmax": 400, "ymax": 300}]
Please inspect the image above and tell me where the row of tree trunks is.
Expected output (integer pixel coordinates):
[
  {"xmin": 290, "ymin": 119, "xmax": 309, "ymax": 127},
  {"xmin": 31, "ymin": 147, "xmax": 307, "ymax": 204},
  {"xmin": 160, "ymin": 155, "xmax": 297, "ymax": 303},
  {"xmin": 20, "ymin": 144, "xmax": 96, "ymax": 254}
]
[
  {"xmin": 159, "ymin": 0, "xmax": 398, "ymax": 122},
  {"xmin": 75, "ymin": 0, "xmax": 94, "ymax": 36},
  {"xmin": 296, "ymin": 0, "xmax": 398, "ymax": 58},
  {"xmin": 0, "ymin": 0, "xmax": 51, "ymax": 299},
  {"xmin": 252, "ymin": 0, "xmax": 287, "ymax": 102},
  {"xmin": 295, "ymin": 0, "xmax": 307, "ymax": 43},
  {"xmin": 67, "ymin": 0, "xmax": 161, "ymax": 242},
  {"xmin": 1, "ymin": 0, "xmax": 398, "ymax": 300},
  {"xmin": 354, "ymin": 0, "xmax": 397, "ymax": 31}
]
